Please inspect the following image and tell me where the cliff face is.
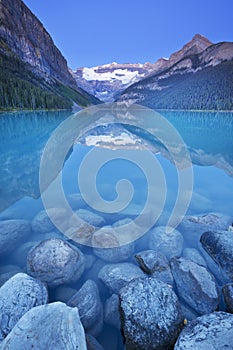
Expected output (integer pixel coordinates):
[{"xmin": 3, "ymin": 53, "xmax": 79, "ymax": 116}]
[
  {"xmin": 0, "ymin": 0, "xmax": 76, "ymax": 89},
  {"xmin": 0, "ymin": 0, "xmax": 100, "ymax": 109}
]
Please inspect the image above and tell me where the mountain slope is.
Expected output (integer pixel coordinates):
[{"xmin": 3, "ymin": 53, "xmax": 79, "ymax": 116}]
[
  {"xmin": 72, "ymin": 34, "xmax": 213, "ymax": 103},
  {"xmin": 117, "ymin": 41, "xmax": 233, "ymax": 110},
  {"xmin": 72, "ymin": 62, "xmax": 156, "ymax": 102},
  {"xmin": 0, "ymin": 0, "xmax": 100, "ymax": 109}
]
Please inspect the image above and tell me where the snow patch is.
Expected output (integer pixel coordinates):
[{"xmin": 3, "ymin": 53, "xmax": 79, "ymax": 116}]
[{"xmin": 82, "ymin": 67, "xmax": 145, "ymax": 85}]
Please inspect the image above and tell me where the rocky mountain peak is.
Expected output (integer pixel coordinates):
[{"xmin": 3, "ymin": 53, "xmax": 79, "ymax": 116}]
[{"xmin": 169, "ymin": 34, "xmax": 213, "ymax": 64}]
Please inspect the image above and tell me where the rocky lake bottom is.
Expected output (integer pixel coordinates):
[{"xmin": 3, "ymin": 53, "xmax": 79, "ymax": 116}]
[{"xmin": 0, "ymin": 110, "xmax": 233, "ymax": 349}]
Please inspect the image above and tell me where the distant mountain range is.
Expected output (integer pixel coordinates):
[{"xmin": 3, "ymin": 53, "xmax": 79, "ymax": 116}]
[
  {"xmin": 72, "ymin": 62, "xmax": 157, "ymax": 102},
  {"xmin": 73, "ymin": 34, "xmax": 215, "ymax": 103},
  {"xmin": 117, "ymin": 35, "xmax": 233, "ymax": 110},
  {"xmin": 0, "ymin": 0, "xmax": 100, "ymax": 110},
  {"xmin": 73, "ymin": 34, "xmax": 233, "ymax": 110},
  {"xmin": 0, "ymin": 0, "xmax": 232, "ymax": 111}
]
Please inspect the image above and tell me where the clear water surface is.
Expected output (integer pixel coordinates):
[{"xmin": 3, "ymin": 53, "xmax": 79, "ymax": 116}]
[{"xmin": 0, "ymin": 109, "xmax": 233, "ymax": 349}]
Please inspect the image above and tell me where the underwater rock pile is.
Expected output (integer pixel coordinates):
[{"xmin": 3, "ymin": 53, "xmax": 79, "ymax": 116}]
[{"xmin": 0, "ymin": 207, "xmax": 233, "ymax": 349}]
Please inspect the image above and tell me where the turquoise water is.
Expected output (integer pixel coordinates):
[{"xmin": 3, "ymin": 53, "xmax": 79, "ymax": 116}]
[{"xmin": 0, "ymin": 109, "xmax": 233, "ymax": 349}]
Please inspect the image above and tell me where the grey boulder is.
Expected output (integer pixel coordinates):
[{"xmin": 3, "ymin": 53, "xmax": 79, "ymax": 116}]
[
  {"xmin": 179, "ymin": 212, "xmax": 232, "ymax": 246},
  {"xmin": 98, "ymin": 262, "xmax": 145, "ymax": 294},
  {"xmin": 222, "ymin": 283, "xmax": 233, "ymax": 313},
  {"xmin": 174, "ymin": 312, "xmax": 233, "ymax": 349},
  {"xmin": 0, "ymin": 219, "xmax": 31, "ymax": 255},
  {"xmin": 135, "ymin": 250, "xmax": 173, "ymax": 285},
  {"xmin": 0, "ymin": 302, "xmax": 87, "ymax": 350},
  {"xmin": 27, "ymin": 238, "xmax": 85, "ymax": 287},
  {"xmin": 0, "ymin": 273, "xmax": 48, "ymax": 341},
  {"xmin": 149, "ymin": 226, "xmax": 183, "ymax": 259},
  {"xmin": 200, "ymin": 230, "xmax": 233, "ymax": 282},
  {"xmin": 119, "ymin": 277, "xmax": 183, "ymax": 350},
  {"xmin": 170, "ymin": 257, "xmax": 219, "ymax": 315},
  {"xmin": 67, "ymin": 280, "xmax": 103, "ymax": 336}
]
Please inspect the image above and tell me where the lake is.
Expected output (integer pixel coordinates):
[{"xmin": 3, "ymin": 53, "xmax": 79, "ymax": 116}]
[{"xmin": 0, "ymin": 108, "xmax": 233, "ymax": 349}]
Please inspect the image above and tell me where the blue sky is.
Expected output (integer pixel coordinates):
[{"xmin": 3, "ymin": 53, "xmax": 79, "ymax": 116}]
[{"xmin": 23, "ymin": 0, "xmax": 233, "ymax": 69}]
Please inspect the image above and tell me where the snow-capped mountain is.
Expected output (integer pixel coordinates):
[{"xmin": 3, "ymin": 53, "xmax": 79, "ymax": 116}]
[
  {"xmin": 72, "ymin": 34, "xmax": 213, "ymax": 102},
  {"xmin": 72, "ymin": 62, "xmax": 156, "ymax": 102}
]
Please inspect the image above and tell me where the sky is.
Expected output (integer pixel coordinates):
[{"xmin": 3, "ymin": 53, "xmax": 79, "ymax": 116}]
[{"xmin": 23, "ymin": 0, "xmax": 233, "ymax": 70}]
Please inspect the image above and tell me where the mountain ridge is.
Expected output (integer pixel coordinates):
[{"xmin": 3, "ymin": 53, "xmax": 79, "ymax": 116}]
[
  {"xmin": 116, "ymin": 39, "xmax": 233, "ymax": 110},
  {"xmin": 0, "ymin": 0, "xmax": 100, "ymax": 110},
  {"xmin": 72, "ymin": 34, "xmax": 214, "ymax": 102}
]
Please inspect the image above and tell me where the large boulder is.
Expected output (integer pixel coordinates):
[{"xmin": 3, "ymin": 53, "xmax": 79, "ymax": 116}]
[
  {"xmin": 170, "ymin": 257, "xmax": 219, "ymax": 315},
  {"xmin": 0, "ymin": 273, "xmax": 48, "ymax": 341},
  {"xmin": 119, "ymin": 277, "xmax": 183, "ymax": 350},
  {"xmin": 0, "ymin": 302, "xmax": 87, "ymax": 350},
  {"xmin": 0, "ymin": 219, "xmax": 31, "ymax": 255},
  {"xmin": 98, "ymin": 263, "xmax": 145, "ymax": 294},
  {"xmin": 148, "ymin": 226, "xmax": 184, "ymax": 259},
  {"xmin": 174, "ymin": 312, "xmax": 233, "ymax": 349},
  {"xmin": 222, "ymin": 283, "xmax": 233, "ymax": 313},
  {"xmin": 135, "ymin": 250, "xmax": 173, "ymax": 285},
  {"xmin": 179, "ymin": 213, "xmax": 232, "ymax": 247},
  {"xmin": 200, "ymin": 230, "xmax": 233, "ymax": 282},
  {"xmin": 27, "ymin": 238, "xmax": 85, "ymax": 287},
  {"xmin": 67, "ymin": 280, "xmax": 103, "ymax": 336}
]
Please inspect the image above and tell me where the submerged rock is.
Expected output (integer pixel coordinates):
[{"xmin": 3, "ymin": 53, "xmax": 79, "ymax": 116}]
[
  {"xmin": 104, "ymin": 294, "xmax": 121, "ymax": 329},
  {"xmin": 170, "ymin": 257, "xmax": 219, "ymax": 315},
  {"xmin": 0, "ymin": 219, "xmax": 31, "ymax": 255},
  {"xmin": 0, "ymin": 302, "xmax": 87, "ymax": 350},
  {"xmin": 0, "ymin": 273, "xmax": 48, "ymax": 341},
  {"xmin": 27, "ymin": 238, "xmax": 85, "ymax": 287},
  {"xmin": 200, "ymin": 230, "xmax": 233, "ymax": 282},
  {"xmin": 182, "ymin": 248, "xmax": 207, "ymax": 267},
  {"xmin": 98, "ymin": 262, "xmax": 145, "ymax": 294},
  {"xmin": 119, "ymin": 277, "xmax": 183, "ymax": 350},
  {"xmin": 135, "ymin": 249, "xmax": 173, "ymax": 285},
  {"xmin": 148, "ymin": 226, "xmax": 184, "ymax": 259},
  {"xmin": 92, "ymin": 227, "xmax": 134, "ymax": 262},
  {"xmin": 70, "ymin": 209, "xmax": 105, "ymax": 227},
  {"xmin": 32, "ymin": 208, "xmax": 70, "ymax": 234},
  {"xmin": 174, "ymin": 312, "xmax": 233, "ymax": 349},
  {"xmin": 67, "ymin": 280, "xmax": 103, "ymax": 336},
  {"xmin": 179, "ymin": 212, "xmax": 232, "ymax": 247},
  {"xmin": 222, "ymin": 283, "xmax": 233, "ymax": 313}
]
